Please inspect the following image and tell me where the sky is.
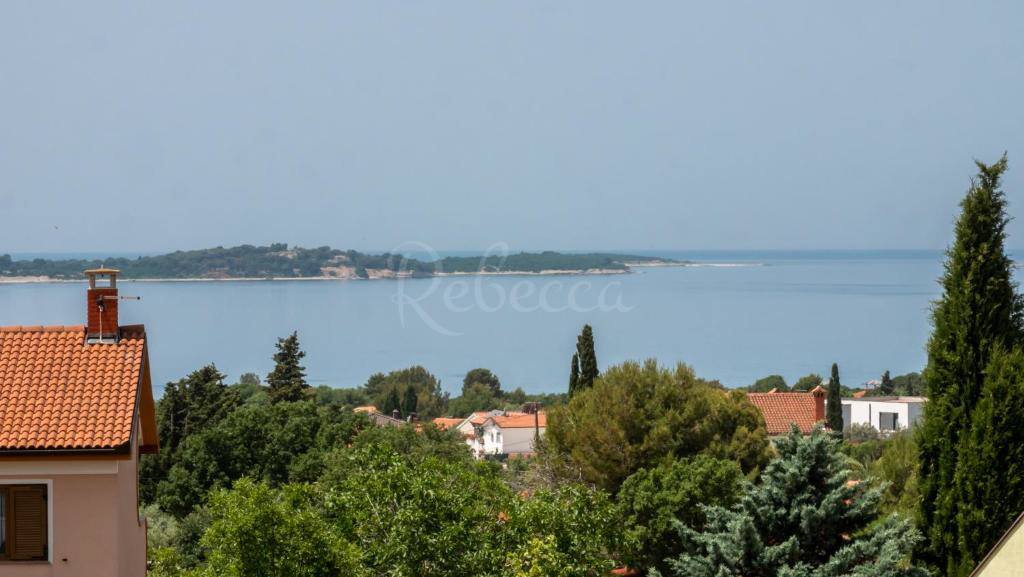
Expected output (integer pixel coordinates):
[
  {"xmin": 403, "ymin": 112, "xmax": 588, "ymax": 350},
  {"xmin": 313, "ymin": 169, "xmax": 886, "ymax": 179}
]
[{"xmin": 2, "ymin": 1, "xmax": 1023, "ymax": 254}]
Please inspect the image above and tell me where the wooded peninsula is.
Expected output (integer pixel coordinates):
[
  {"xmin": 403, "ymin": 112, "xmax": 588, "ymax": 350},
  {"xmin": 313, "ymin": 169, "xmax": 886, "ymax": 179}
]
[{"xmin": 0, "ymin": 244, "xmax": 686, "ymax": 281}]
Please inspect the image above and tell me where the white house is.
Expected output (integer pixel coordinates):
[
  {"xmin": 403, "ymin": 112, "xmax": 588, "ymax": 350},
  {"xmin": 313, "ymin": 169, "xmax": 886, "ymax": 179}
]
[
  {"xmin": 478, "ymin": 412, "xmax": 547, "ymax": 457},
  {"xmin": 840, "ymin": 396, "xmax": 926, "ymax": 433}
]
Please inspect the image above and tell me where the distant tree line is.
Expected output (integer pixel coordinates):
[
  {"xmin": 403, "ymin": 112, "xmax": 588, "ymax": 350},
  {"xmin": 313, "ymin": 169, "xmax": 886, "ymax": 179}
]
[{"xmin": 0, "ymin": 244, "xmax": 681, "ymax": 279}]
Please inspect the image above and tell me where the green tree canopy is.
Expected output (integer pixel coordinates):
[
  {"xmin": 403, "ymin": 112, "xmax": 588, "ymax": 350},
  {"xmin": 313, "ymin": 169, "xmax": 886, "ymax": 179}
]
[
  {"xmin": 792, "ymin": 373, "xmax": 823, "ymax": 391},
  {"xmin": 464, "ymin": 368, "xmax": 502, "ymax": 396},
  {"xmin": 663, "ymin": 427, "xmax": 927, "ymax": 577},
  {"xmin": 951, "ymin": 345, "xmax": 1024, "ymax": 573},
  {"xmin": 266, "ymin": 332, "xmax": 309, "ymax": 403},
  {"xmin": 918, "ymin": 155, "xmax": 1024, "ymax": 575},
  {"xmin": 542, "ymin": 359, "xmax": 771, "ymax": 492},
  {"xmin": 192, "ymin": 479, "xmax": 365, "ymax": 577},
  {"xmin": 364, "ymin": 366, "xmax": 448, "ymax": 419},
  {"xmin": 749, "ymin": 374, "xmax": 788, "ymax": 392},
  {"xmin": 617, "ymin": 455, "xmax": 743, "ymax": 573},
  {"xmin": 140, "ymin": 365, "xmax": 239, "ymax": 503}
]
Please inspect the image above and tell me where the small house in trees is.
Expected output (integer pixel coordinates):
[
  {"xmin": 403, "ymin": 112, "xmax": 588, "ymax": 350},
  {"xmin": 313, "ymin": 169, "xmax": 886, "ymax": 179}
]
[
  {"xmin": 970, "ymin": 510, "xmax": 1024, "ymax": 576},
  {"xmin": 747, "ymin": 386, "xmax": 826, "ymax": 436},
  {"xmin": 839, "ymin": 396, "xmax": 926, "ymax": 433},
  {"xmin": 0, "ymin": 269, "xmax": 158, "ymax": 577},
  {"xmin": 478, "ymin": 412, "xmax": 547, "ymax": 457}
]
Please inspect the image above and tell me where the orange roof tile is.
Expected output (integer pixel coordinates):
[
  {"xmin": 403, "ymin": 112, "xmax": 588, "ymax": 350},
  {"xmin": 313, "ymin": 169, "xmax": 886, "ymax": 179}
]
[
  {"xmin": 432, "ymin": 417, "xmax": 462, "ymax": 430},
  {"xmin": 747, "ymin": 391, "xmax": 822, "ymax": 435},
  {"xmin": 490, "ymin": 412, "xmax": 547, "ymax": 429},
  {"xmin": 0, "ymin": 325, "xmax": 150, "ymax": 451}
]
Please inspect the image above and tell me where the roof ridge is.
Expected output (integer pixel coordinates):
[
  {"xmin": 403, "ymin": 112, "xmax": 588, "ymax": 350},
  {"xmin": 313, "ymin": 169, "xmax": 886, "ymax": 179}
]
[{"xmin": 0, "ymin": 325, "xmax": 86, "ymax": 333}]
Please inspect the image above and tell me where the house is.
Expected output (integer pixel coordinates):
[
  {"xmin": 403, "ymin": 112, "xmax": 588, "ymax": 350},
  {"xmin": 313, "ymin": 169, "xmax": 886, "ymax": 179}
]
[
  {"xmin": 747, "ymin": 386, "xmax": 826, "ymax": 435},
  {"xmin": 478, "ymin": 412, "xmax": 547, "ymax": 457},
  {"xmin": 431, "ymin": 417, "xmax": 463, "ymax": 431},
  {"xmin": 970, "ymin": 510, "xmax": 1024, "ymax": 576},
  {"xmin": 0, "ymin": 268, "xmax": 158, "ymax": 577},
  {"xmin": 840, "ymin": 396, "xmax": 926, "ymax": 433}
]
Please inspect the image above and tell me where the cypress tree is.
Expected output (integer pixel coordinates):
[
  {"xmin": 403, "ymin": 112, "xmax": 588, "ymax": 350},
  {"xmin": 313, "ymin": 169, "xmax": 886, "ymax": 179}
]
[
  {"xmin": 266, "ymin": 331, "xmax": 309, "ymax": 403},
  {"xmin": 568, "ymin": 353, "xmax": 580, "ymax": 397},
  {"xmin": 383, "ymin": 387, "xmax": 402, "ymax": 417},
  {"xmin": 403, "ymin": 385, "xmax": 418, "ymax": 417},
  {"xmin": 879, "ymin": 370, "xmax": 894, "ymax": 396},
  {"xmin": 576, "ymin": 324, "xmax": 599, "ymax": 392},
  {"xmin": 827, "ymin": 363, "xmax": 843, "ymax": 433},
  {"xmin": 918, "ymin": 155, "xmax": 1024, "ymax": 575},
  {"xmin": 952, "ymin": 346, "xmax": 1024, "ymax": 575}
]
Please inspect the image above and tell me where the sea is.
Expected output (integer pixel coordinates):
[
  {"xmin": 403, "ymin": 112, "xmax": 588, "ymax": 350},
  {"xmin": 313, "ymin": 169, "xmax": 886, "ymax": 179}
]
[{"xmin": 0, "ymin": 250, "xmax": 955, "ymax": 397}]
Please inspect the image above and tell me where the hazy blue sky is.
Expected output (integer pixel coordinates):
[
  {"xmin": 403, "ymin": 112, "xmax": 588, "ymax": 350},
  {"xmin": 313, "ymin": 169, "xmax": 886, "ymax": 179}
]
[{"xmin": 2, "ymin": 2, "xmax": 1023, "ymax": 253}]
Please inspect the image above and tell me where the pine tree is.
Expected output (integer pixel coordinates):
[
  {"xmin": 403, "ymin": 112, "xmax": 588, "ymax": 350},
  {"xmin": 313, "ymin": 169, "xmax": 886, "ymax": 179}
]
[
  {"xmin": 918, "ymin": 155, "xmax": 1024, "ymax": 574},
  {"xmin": 576, "ymin": 325, "xmax": 599, "ymax": 392},
  {"xmin": 827, "ymin": 363, "xmax": 843, "ymax": 433},
  {"xmin": 266, "ymin": 331, "xmax": 309, "ymax": 403},
  {"xmin": 664, "ymin": 427, "xmax": 927, "ymax": 577},
  {"xmin": 568, "ymin": 353, "xmax": 580, "ymax": 397},
  {"xmin": 951, "ymin": 346, "xmax": 1024, "ymax": 575},
  {"xmin": 403, "ymin": 385, "xmax": 418, "ymax": 417},
  {"xmin": 879, "ymin": 370, "xmax": 894, "ymax": 395}
]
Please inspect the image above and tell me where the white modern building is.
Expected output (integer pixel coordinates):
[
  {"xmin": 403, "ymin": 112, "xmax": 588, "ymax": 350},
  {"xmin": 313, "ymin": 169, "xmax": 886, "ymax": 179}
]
[{"xmin": 840, "ymin": 396, "xmax": 926, "ymax": 433}]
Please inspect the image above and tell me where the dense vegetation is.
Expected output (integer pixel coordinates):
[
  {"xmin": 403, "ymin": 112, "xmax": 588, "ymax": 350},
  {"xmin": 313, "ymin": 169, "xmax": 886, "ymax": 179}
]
[
  {"xmin": 141, "ymin": 326, "xmax": 928, "ymax": 576},
  {"xmin": 0, "ymin": 244, "xmax": 682, "ymax": 279},
  {"xmin": 917, "ymin": 155, "xmax": 1024, "ymax": 576}
]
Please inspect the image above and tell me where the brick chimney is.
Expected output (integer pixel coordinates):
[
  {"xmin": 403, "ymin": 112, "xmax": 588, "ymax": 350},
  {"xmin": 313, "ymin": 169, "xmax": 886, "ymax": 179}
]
[
  {"xmin": 85, "ymin": 268, "xmax": 120, "ymax": 343},
  {"xmin": 810, "ymin": 385, "xmax": 826, "ymax": 422}
]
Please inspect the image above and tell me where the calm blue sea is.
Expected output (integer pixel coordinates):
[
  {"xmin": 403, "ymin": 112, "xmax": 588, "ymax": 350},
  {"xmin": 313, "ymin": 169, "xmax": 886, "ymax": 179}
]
[{"xmin": 0, "ymin": 250, "xmax": 956, "ymax": 396}]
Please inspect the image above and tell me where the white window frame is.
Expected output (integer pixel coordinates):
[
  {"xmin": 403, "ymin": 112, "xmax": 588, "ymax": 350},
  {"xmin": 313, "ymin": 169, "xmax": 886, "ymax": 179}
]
[{"xmin": 0, "ymin": 479, "xmax": 53, "ymax": 563}]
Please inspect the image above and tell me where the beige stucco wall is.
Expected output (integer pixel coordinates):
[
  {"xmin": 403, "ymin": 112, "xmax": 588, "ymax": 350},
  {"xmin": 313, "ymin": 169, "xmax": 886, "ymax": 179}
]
[
  {"xmin": 0, "ymin": 456, "xmax": 146, "ymax": 577},
  {"xmin": 974, "ymin": 519, "xmax": 1024, "ymax": 577}
]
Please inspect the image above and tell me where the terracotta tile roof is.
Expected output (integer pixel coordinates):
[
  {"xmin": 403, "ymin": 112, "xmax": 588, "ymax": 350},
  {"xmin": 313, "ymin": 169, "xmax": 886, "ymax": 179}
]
[
  {"xmin": 353, "ymin": 405, "xmax": 377, "ymax": 414},
  {"xmin": 489, "ymin": 412, "xmax": 547, "ymax": 429},
  {"xmin": 747, "ymin": 390, "xmax": 823, "ymax": 435},
  {"xmin": 0, "ymin": 325, "xmax": 149, "ymax": 451},
  {"xmin": 467, "ymin": 411, "xmax": 492, "ymax": 425},
  {"xmin": 432, "ymin": 417, "xmax": 463, "ymax": 430}
]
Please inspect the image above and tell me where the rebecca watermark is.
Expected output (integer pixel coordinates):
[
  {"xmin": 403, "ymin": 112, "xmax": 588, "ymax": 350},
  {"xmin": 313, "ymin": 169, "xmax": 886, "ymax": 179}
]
[{"xmin": 389, "ymin": 242, "xmax": 634, "ymax": 335}]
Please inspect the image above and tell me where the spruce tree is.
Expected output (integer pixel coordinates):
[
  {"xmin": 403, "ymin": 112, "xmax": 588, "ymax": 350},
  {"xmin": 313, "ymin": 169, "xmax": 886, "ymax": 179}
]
[
  {"xmin": 403, "ymin": 385, "xmax": 418, "ymax": 417},
  {"xmin": 827, "ymin": 362, "xmax": 843, "ymax": 433},
  {"xmin": 918, "ymin": 155, "xmax": 1024, "ymax": 574},
  {"xmin": 266, "ymin": 331, "xmax": 309, "ymax": 403},
  {"xmin": 664, "ymin": 427, "xmax": 927, "ymax": 577},
  {"xmin": 568, "ymin": 353, "xmax": 580, "ymax": 397},
  {"xmin": 576, "ymin": 324, "xmax": 599, "ymax": 392}
]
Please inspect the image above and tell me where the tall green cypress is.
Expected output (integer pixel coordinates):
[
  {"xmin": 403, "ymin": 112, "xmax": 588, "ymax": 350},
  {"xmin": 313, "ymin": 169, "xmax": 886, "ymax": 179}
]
[
  {"xmin": 918, "ymin": 155, "xmax": 1024, "ymax": 575},
  {"xmin": 383, "ymin": 387, "xmax": 402, "ymax": 417},
  {"xmin": 952, "ymin": 346, "xmax": 1024, "ymax": 575},
  {"xmin": 403, "ymin": 385, "xmax": 418, "ymax": 416},
  {"xmin": 879, "ymin": 370, "xmax": 894, "ymax": 395},
  {"xmin": 266, "ymin": 331, "xmax": 309, "ymax": 403},
  {"xmin": 568, "ymin": 353, "xmax": 580, "ymax": 397},
  {"xmin": 827, "ymin": 363, "xmax": 843, "ymax": 433},
  {"xmin": 576, "ymin": 324, "xmax": 599, "ymax": 392}
]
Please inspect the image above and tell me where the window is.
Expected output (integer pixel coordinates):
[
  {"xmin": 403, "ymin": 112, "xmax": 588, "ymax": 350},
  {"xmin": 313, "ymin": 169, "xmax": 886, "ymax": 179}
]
[
  {"xmin": 0, "ymin": 485, "xmax": 47, "ymax": 561},
  {"xmin": 879, "ymin": 412, "xmax": 899, "ymax": 432}
]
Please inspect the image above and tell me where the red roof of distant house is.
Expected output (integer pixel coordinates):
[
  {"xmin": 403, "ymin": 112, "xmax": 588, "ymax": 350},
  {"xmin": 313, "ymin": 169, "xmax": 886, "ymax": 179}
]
[
  {"xmin": 853, "ymin": 390, "xmax": 867, "ymax": 399},
  {"xmin": 747, "ymin": 387, "xmax": 825, "ymax": 435},
  {"xmin": 0, "ymin": 325, "xmax": 157, "ymax": 452},
  {"xmin": 489, "ymin": 412, "xmax": 547, "ymax": 429},
  {"xmin": 432, "ymin": 417, "xmax": 463, "ymax": 430}
]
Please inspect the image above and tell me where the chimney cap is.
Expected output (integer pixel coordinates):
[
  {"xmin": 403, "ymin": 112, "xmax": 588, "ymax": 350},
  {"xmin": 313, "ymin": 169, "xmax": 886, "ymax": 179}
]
[{"xmin": 84, "ymin": 267, "xmax": 120, "ymax": 275}]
